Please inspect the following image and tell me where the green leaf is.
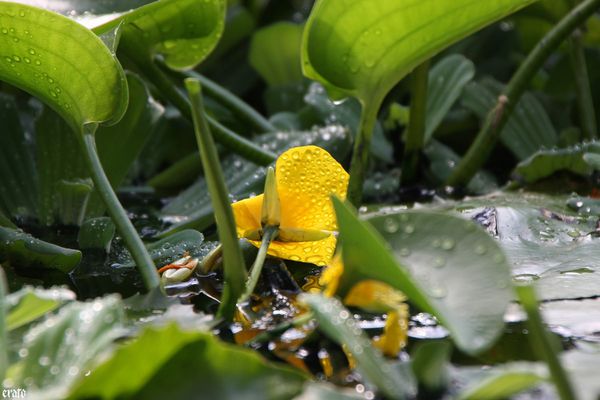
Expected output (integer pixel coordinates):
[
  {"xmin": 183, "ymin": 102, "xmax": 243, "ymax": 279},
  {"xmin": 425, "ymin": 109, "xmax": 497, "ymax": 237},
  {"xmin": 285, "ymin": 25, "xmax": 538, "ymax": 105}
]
[
  {"xmin": 301, "ymin": 293, "xmax": 416, "ymax": 400},
  {"xmin": 332, "ymin": 198, "xmax": 513, "ymax": 355},
  {"xmin": 8, "ymin": 295, "xmax": 125, "ymax": 399},
  {"xmin": 457, "ymin": 364, "xmax": 546, "ymax": 400},
  {"xmin": 95, "ymin": 0, "xmax": 226, "ymax": 70},
  {"xmin": 0, "ymin": 2, "xmax": 127, "ymax": 130},
  {"xmin": 462, "ymin": 79, "xmax": 558, "ymax": 160},
  {"xmin": 77, "ymin": 217, "xmax": 115, "ymax": 252},
  {"xmin": 0, "ymin": 226, "xmax": 81, "ymax": 273},
  {"xmin": 294, "ymin": 383, "xmax": 364, "ymax": 400},
  {"xmin": 425, "ymin": 54, "xmax": 475, "ymax": 142},
  {"xmin": 302, "ymin": 0, "xmax": 537, "ymax": 108},
  {"xmin": 35, "ymin": 107, "xmax": 90, "ymax": 226},
  {"xmin": 249, "ymin": 22, "xmax": 303, "ymax": 86},
  {"xmin": 0, "ymin": 267, "xmax": 8, "ymax": 383},
  {"xmin": 0, "ymin": 93, "xmax": 38, "ymax": 220},
  {"xmin": 411, "ymin": 341, "xmax": 451, "ymax": 392},
  {"xmin": 71, "ymin": 324, "xmax": 307, "ymax": 400},
  {"xmin": 513, "ymin": 142, "xmax": 600, "ymax": 184},
  {"xmin": 5, "ymin": 286, "xmax": 74, "ymax": 331}
]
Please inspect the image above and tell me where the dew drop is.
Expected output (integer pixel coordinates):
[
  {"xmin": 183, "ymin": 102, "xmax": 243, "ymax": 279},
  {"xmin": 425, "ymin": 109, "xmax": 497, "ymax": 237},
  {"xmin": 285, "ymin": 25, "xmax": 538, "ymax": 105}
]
[
  {"xmin": 441, "ymin": 238, "xmax": 455, "ymax": 250},
  {"xmin": 474, "ymin": 244, "xmax": 486, "ymax": 255},
  {"xmin": 38, "ymin": 356, "xmax": 50, "ymax": 366},
  {"xmin": 433, "ymin": 256, "xmax": 445, "ymax": 268},
  {"xmin": 383, "ymin": 217, "xmax": 399, "ymax": 233},
  {"xmin": 404, "ymin": 224, "xmax": 415, "ymax": 234},
  {"xmin": 28, "ymin": 48, "xmax": 36, "ymax": 55},
  {"xmin": 399, "ymin": 247, "xmax": 411, "ymax": 257}
]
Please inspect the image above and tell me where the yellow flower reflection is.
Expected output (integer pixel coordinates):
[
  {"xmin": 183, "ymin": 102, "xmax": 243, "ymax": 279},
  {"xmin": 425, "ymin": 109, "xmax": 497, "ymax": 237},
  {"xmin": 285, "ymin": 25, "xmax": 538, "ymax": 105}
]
[{"xmin": 232, "ymin": 145, "xmax": 349, "ymax": 266}]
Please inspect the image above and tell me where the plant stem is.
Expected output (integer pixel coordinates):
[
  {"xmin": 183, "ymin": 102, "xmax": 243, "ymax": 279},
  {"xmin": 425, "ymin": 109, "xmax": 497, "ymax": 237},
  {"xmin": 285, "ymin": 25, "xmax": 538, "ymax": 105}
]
[
  {"xmin": 238, "ymin": 226, "xmax": 278, "ymax": 304},
  {"xmin": 569, "ymin": 29, "xmax": 597, "ymax": 140},
  {"xmin": 80, "ymin": 129, "xmax": 159, "ymax": 290},
  {"xmin": 516, "ymin": 285, "xmax": 576, "ymax": 400},
  {"xmin": 166, "ymin": 66, "xmax": 276, "ymax": 133},
  {"xmin": 0, "ymin": 267, "xmax": 7, "ymax": 383},
  {"xmin": 186, "ymin": 78, "xmax": 247, "ymax": 321},
  {"xmin": 246, "ymin": 312, "xmax": 313, "ymax": 346},
  {"xmin": 401, "ymin": 60, "xmax": 430, "ymax": 186},
  {"xmin": 143, "ymin": 62, "xmax": 276, "ymax": 165},
  {"xmin": 446, "ymin": 0, "xmax": 600, "ymax": 187},
  {"xmin": 347, "ymin": 102, "xmax": 380, "ymax": 206}
]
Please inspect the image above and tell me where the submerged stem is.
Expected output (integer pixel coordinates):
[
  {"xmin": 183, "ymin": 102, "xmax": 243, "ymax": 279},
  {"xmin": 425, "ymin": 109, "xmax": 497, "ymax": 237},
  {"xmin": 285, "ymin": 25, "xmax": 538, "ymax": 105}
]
[
  {"xmin": 239, "ymin": 226, "xmax": 279, "ymax": 304},
  {"xmin": 80, "ymin": 128, "xmax": 159, "ymax": 290},
  {"xmin": 401, "ymin": 60, "xmax": 430, "ymax": 186},
  {"xmin": 446, "ymin": 0, "xmax": 600, "ymax": 187},
  {"xmin": 347, "ymin": 103, "xmax": 380, "ymax": 206}
]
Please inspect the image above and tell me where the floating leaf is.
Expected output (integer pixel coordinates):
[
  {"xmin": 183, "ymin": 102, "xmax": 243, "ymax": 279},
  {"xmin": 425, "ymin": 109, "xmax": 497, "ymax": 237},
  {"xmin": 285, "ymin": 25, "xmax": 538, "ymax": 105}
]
[
  {"xmin": 0, "ymin": 2, "xmax": 127, "ymax": 130},
  {"xmin": 333, "ymin": 198, "xmax": 513, "ymax": 355},
  {"xmin": 0, "ymin": 226, "xmax": 81, "ymax": 273},
  {"xmin": 513, "ymin": 142, "xmax": 600, "ymax": 184}
]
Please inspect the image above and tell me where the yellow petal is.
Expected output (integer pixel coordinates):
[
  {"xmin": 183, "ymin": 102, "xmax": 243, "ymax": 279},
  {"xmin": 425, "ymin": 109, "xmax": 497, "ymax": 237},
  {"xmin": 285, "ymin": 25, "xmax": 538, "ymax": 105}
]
[
  {"xmin": 276, "ymin": 146, "xmax": 349, "ymax": 232},
  {"xmin": 344, "ymin": 280, "xmax": 407, "ymax": 313},
  {"xmin": 231, "ymin": 194, "xmax": 263, "ymax": 237},
  {"xmin": 373, "ymin": 308, "xmax": 409, "ymax": 357},
  {"xmin": 247, "ymin": 234, "xmax": 337, "ymax": 267},
  {"xmin": 319, "ymin": 253, "xmax": 344, "ymax": 297}
]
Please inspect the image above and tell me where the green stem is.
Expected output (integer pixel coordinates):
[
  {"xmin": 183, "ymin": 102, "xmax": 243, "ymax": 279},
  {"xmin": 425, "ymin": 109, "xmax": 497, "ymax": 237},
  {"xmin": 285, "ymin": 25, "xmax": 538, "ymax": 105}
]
[
  {"xmin": 568, "ymin": 29, "xmax": 597, "ymax": 140},
  {"xmin": 186, "ymin": 79, "xmax": 247, "ymax": 321},
  {"xmin": 347, "ymin": 102, "xmax": 381, "ymax": 206},
  {"xmin": 238, "ymin": 226, "xmax": 278, "ymax": 304},
  {"xmin": 80, "ymin": 129, "xmax": 159, "ymax": 290},
  {"xmin": 446, "ymin": 0, "xmax": 600, "ymax": 187},
  {"xmin": 516, "ymin": 285, "xmax": 576, "ymax": 400},
  {"xmin": 166, "ymin": 66, "xmax": 276, "ymax": 133},
  {"xmin": 246, "ymin": 312, "xmax": 313, "ymax": 346},
  {"xmin": 143, "ymin": 62, "xmax": 276, "ymax": 165},
  {"xmin": 0, "ymin": 267, "xmax": 7, "ymax": 383},
  {"xmin": 401, "ymin": 60, "xmax": 430, "ymax": 186}
]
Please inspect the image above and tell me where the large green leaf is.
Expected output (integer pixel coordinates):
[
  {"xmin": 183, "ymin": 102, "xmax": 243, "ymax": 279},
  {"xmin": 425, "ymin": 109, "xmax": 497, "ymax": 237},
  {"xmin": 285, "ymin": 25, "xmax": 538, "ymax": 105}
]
[
  {"xmin": 7, "ymin": 295, "xmax": 125, "ymax": 400},
  {"xmin": 302, "ymin": 0, "xmax": 537, "ymax": 108},
  {"xmin": 0, "ymin": 93, "xmax": 38, "ymax": 219},
  {"xmin": 249, "ymin": 22, "xmax": 304, "ymax": 86},
  {"xmin": 0, "ymin": 2, "xmax": 127, "ymax": 130},
  {"xmin": 333, "ymin": 198, "xmax": 513, "ymax": 355},
  {"xmin": 71, "ymin": 324, "xmax": 307, "ymax": 400},
  {"xmin": 425, "ymin": 54, "xmax": 475, "ymax": 141},
  {"xmin": 5, "ymin": 286, "xmax": 74, "ymax": 331},
  {"xmin": 94, "ymin": 0, "xmax": 226, "ymax": 71}
]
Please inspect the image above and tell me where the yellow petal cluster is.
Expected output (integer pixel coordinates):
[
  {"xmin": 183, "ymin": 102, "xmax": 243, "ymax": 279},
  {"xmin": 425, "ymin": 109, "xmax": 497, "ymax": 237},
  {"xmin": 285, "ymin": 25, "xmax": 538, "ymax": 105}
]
[{"xmin": 232, "ymin": 145, "xmax": 349, "ymax": 266}]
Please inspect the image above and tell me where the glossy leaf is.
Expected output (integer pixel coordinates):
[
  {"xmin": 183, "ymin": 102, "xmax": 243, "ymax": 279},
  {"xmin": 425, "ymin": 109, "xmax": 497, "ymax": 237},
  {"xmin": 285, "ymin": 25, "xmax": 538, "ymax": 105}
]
[
  {"xmin": 302, "ymin": 0, "xmax": 537, "ymax": 108},
  {"xmin": 94, "ymin": 0, "xmax": 226, "ymax": 70},
  {"xmin": 513, "ymin": 142, "xmax": 600, "ymax": 184},
  {"xmin": 0, "ymin": 2, "xmax": 127, "ymax": 130},
  {"xmin": 0, "ymin": 226, "xmax": 81, "ymax": 273},
  {"xmin": 411, "ymin": 341, "xmax": 451, "ymax": 392},
  {"xmin": 333, "ymin": 198, "xmax": 513, "ymax": 355},
  {"xmin": 249, "ymin": 22, "xmax": 303, "ymax": 86},
  {"xmin": 77, "ymin": 217, "xmax": 115, "ymax": 252},
  {"xmin": 72, "ymin": 323, "xmax": 307, "ymax": 400},
  {"xmin": 426, "ymin": 54, "xmax": 475, "ymax": 141},
  {"xmin": 5, "ymin": 286, "xmax": 74, "ymax": 331},
  {"xmin": 8, "ymin": 295, "xmax": 125, "ymax": 399},
  {"xmin": 462, "ymin": 79, "xmax": 558, "ymax": 160},
  {"xmin": 301, "ymin": 293, "xmax": 416, "ymax": 400},
  {"xmin": 457, "ymin": 364, "xmax": 546, "ymax": 400}
]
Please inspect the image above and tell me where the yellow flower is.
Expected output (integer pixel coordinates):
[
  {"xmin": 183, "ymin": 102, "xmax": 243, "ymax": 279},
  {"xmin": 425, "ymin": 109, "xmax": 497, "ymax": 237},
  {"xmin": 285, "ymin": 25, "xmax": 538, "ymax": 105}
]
[{"xmin": 232, "ymin": 145, "xmax": 349, "ymax": 266}]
